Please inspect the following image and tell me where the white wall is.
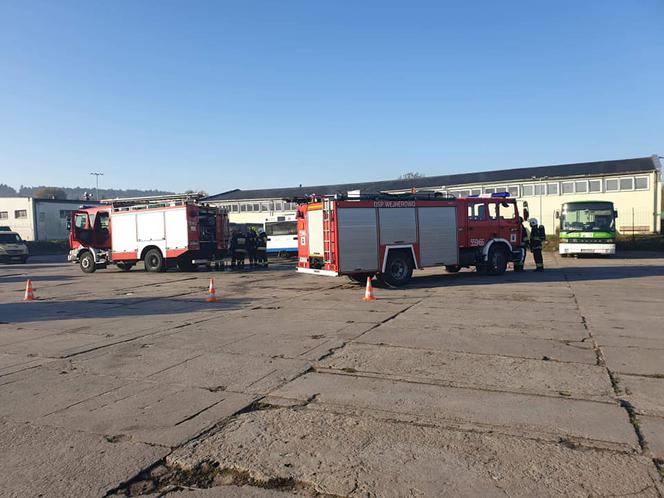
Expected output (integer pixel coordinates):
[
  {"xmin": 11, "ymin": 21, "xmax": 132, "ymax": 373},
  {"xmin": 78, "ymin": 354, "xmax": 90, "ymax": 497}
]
[
  {"xmin": 0, "ymin": 198, "xmax": 34, "ymax": 240},
  {"xmin": 34, "ymin": 201, "xmax": 78, "ymax": 240}
]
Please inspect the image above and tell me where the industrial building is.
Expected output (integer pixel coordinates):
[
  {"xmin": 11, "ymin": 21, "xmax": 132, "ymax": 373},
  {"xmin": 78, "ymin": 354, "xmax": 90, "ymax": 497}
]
[
  {"xmin": 0, "ymin": 198, "xmax": 98, "ymax": 241},
  {"xmin": 205, "ymin": 156, "xmax": 662, "ymax": 235}
]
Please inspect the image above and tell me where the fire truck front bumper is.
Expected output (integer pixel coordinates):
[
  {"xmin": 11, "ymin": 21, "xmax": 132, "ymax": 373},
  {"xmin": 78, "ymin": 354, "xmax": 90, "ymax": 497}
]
[{"xmin": 297, "ymin": 267, "xmax": 338, "ymax": 277}]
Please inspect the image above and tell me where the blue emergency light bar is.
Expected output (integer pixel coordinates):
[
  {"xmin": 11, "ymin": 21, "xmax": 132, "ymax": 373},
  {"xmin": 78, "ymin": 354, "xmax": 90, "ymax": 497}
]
[{"xmin": 467, "ymin": 192, "xmax": 511, "ymax": 198}]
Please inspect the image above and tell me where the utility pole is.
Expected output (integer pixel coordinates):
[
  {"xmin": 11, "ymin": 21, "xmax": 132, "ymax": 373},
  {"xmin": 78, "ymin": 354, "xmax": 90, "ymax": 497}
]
[
  {"xmin": 532, "ymin": 175, "xmax": 548, "ymax": 222},
  {"xmin": 90, "ymin": 172, "xmax": 104, "ymax": 201}
]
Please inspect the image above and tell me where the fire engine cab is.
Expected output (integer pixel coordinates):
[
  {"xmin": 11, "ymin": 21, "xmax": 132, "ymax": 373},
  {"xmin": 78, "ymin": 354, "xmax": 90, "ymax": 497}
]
[
  {"xmin": 68, "ymin": 195, "xmax": 229, "ymax": 273},
  {"xmin": 296, "ymin": 192, "xmax": 526, "ymax": 286}
]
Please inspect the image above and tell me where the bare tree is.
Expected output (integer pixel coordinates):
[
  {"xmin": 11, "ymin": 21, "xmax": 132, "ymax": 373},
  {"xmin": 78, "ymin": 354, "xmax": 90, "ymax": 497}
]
[{"xmin": 398, "ymin": 172, "xmax": 426, "ymax": 180}]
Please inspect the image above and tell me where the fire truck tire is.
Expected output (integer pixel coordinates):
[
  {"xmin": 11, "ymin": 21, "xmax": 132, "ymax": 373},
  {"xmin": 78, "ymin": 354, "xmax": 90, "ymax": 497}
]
[
  {"xmin": 380, "ymin": 251, "xmax": 414, "ymax": 287},
  {"xmin": 347, "ymin": 273, "xmax": 373, "ymax": 285},
  {"xmin": 487, "ymin": 246, "xmax": 508, "ymax": 275},
  {"xmin": 445, "ymin": 265, "xmax": 461, "ymax": 273},
  {"xmin": 79, "ymin": 251, "xmax": 96, "ymax": 273},
  {"xmin": 144, "ymin": 248, "xmax": 165, "ymax": 272}
]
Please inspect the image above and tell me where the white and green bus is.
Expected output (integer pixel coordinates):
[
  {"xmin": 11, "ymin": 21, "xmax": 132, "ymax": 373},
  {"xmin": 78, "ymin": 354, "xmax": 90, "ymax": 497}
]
[{"xmin": 558, "ymin": 201, "xmax": 617, "ymax": 256}]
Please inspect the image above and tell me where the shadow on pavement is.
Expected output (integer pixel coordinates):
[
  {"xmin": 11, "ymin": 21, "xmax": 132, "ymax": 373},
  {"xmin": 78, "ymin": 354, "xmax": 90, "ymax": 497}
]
[
  {"xmin": 394, "ymin": 264, "xmax": 664, "ymax": 289},
  {"xmin": 0, "ymin": 275, "xmax": 75, "ymax": 283},
  {"xmin": 0, "ymin": 296, "xmax": 253, "ymax": 323}
]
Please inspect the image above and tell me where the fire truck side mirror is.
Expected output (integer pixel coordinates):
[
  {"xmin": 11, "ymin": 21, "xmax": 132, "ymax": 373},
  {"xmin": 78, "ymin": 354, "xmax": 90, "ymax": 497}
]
[
  {"xmin": 554, "ymin": 210, "xmax": 560, "ymax": 219},
  {"xmin": 66, "ymin": 220, "xmax": 71, "ymax": 230},
  {"xmin": 614, "ymin": 210, "xmax": 619, "ymax": 219}
]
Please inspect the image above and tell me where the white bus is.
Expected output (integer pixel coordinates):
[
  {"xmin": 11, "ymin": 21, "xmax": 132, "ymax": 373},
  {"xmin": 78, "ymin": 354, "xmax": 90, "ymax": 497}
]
[{"xmin": 264, "ymin": 215, "xmax": 298, "ymax": 255}]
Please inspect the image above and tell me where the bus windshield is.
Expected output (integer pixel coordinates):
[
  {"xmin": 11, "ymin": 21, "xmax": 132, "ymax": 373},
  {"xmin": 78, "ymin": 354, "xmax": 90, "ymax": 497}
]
[
  {"xmin": 265, "ymin": 221, "xmax": 297, "ymax": 236},
  {"xmin": 561, "ymin": 202, "xmax": 615, "ymax": 232}
]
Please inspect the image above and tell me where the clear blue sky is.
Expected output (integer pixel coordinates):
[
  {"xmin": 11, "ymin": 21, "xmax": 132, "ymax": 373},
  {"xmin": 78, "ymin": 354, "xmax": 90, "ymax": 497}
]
[{"xmin": 1, "ymin": 0, "xmax": 662, "ymax": 194}]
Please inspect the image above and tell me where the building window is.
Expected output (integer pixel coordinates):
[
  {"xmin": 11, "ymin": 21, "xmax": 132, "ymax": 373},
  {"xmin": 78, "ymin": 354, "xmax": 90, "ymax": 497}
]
[
  {"xmin": 456, "ymin": 190, "xmax": 470, "ymax": 197},
  {"xmin": 575, "ymin": 181, "xmax": 588, "ymax": 193},
  {"xmin": 620, "ymin": 178, "xmax": 634, "ymax": 190},
  {"xmin": 605, "ymin": 179, "xmax": 618, "ymax": 191},
  {"xmin": 534, "ymin": 184, "xmax": 545, "ymax": 196},
  {"xmin": 522, "ymin": 185, "xmax": 534, "ymax": 197},
  {"xmin": 240, "ymin": 204, "xmax": 247, "ymax": 212},
  {"xmin": 547, "ymin": 183, "xmax": 558, "ymax": 195},
  {"xmin": 470, "ymin": 188, "xmax": 481, "ymax": 196},
  {"xmin": 507, "ymin": 186, "xmax": 519, "ymax": 197},
  {"xmin": 561, "ymin": 182, "xmax": 574, "ymax": 194},
  {"xmin": 484, "ymin": 187, "xmax": 495, "ymax": 194},
  {"xmin": 252, "ymin": 203, "xmax": 260, "ymax": 211},
  {"xmin": 0, "ymin": 211, "xmax": 7, "ymax": 220},
  {"xmin": 14, "ymin": 210, "xmax": 27, "ymax": 219},
  {"xmin": 588, "ymin": 180, "xmax": 601, "ymax": 193},
  {"xmin": 635, "ymin": 176, "xmax": 649, "ymax": 190},
  {"xmin": 261, "ymin": 202, "xmax": 269, "ymax": 212}
]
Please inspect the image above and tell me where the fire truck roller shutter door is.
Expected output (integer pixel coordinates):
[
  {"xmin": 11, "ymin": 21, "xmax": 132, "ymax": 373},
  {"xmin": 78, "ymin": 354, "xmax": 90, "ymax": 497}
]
[
  {"xmin": 165, "ymin": 209, "xmax": 188, "ymax": 250},
  {"xmin": 337, "ymin": 208, "xmax": 378, "ymax": 273},
  {"xmin": 306, "ymin": 209, "xmax": 324, "ymax": 257},
  {"xmin": 378, "ymin": 208, "xmax": 416, "ymax": 245},
  {"xmin": 111, "ymin": 213, "xmax": 137, "ymax": 254},
  {"xmin": 418, "ymin": 207, "xmax": 458, "ymax": 267},
  {"xmin": 137, "ymin": 211, "xmax": 165, "ymax": 242}
]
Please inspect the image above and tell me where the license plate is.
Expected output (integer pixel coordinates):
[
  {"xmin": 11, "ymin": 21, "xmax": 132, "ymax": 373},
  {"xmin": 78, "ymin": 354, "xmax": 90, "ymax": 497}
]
[{"xmin": 11, "ymin": 256, "xmax": 21, "ymax": 261}]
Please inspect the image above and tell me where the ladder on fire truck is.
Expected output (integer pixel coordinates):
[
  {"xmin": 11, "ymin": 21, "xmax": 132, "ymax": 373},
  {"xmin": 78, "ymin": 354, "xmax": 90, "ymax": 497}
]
[
  {"xmin": 100, "ymin": 193, "xmax": 205, "ymax": 211},
  {"xmin": 322, "ymin": 197, "xmax": 335, "ymax": 268}
]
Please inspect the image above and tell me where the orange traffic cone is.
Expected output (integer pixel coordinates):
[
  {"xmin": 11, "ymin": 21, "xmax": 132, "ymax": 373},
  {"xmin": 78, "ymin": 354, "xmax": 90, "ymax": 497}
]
[
  {"xmin": 206, "ymin": 277, "xmax": 217, "ymax": 302},
  {"xmin": 363, "ymin": 276, "xmax": 376, "ymax": 301},
  {"xmin": 24, "ymin": 279, "xmax": 35, "ymax": 301}
]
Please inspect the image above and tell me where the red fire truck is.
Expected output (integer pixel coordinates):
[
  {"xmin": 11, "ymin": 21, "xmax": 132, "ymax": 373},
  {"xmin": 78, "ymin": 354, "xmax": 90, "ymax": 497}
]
[
  {"xmin": 68, "ymin": 195, "xmax": 230, "ymax": 273},
  {"xmin": 296, "ymin": 192, "xmax": 526, "ymax": 286}
]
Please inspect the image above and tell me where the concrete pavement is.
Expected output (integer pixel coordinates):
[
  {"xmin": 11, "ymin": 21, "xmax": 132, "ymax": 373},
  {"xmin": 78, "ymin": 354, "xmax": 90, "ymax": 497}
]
[{"xmin": 0, "ymin": 253, "xmax": 663, "ymax": 496}]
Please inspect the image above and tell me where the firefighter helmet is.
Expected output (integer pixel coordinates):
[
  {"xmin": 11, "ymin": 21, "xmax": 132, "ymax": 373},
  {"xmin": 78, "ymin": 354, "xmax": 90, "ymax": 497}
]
[{"xmin": 529, "ymin": 218, "xmax": 538, "ymax": 227}]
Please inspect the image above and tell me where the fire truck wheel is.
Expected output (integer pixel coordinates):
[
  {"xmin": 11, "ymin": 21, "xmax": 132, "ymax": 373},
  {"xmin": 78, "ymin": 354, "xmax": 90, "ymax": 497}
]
[
  {"xmin": 144, "ymin": 248, "xmax": 165, "ymax": 272},
  {"xmin": 347, "ymin": 273, "xmax": 373, "ymax": 285},
  {"xmin": 445, "ymin": 265, "xmax": 461, "ymax": 273},
  {"xmin": 79, "ymin": 251, "xmax": 96, "ymax": 274},
  {"xmin": 380, "ymin": 251, "xmax": 414, "ymax": 287},
  {"xmin": 487, "ymin": 246, "xmax": 508, "ymax": 275}
]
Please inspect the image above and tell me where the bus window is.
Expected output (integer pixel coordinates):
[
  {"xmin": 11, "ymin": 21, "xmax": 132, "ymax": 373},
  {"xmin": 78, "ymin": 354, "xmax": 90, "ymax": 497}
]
[{"xmin": 265, "ymin": 221, "xmax": 297, "ymax": 236}]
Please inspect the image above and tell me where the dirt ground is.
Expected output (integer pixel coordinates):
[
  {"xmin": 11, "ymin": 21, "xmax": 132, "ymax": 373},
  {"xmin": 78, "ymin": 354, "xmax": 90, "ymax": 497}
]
[{"xmin": 1, "ymin": 253, "xmax": 663, "ymax": 497}]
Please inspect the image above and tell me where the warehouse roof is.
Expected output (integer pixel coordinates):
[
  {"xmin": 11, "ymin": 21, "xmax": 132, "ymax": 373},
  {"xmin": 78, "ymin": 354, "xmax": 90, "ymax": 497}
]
[{"xmin": 205, "ymin": 156, "xmax": 660, "ymax": 201}]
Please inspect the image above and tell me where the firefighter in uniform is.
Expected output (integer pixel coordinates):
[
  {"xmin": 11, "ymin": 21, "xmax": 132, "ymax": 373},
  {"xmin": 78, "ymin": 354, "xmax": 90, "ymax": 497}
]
[
  {"xmin": 246, "ymin": 228, "xmax": 258, "ymax": 268},
  {"xmin": 514, "ymin": 216, "xmax": 528, "ymax": 272},
  {"xmin": 256, "ymin": 229, "xmax": 268, "ymax": 267},
  {"xmin": 230, "ymin": 230, "xmax": 247, "ymax": 269},
  {"xmin": 529, "ymin": 218, "xmax": 546, "ymax": 271}
]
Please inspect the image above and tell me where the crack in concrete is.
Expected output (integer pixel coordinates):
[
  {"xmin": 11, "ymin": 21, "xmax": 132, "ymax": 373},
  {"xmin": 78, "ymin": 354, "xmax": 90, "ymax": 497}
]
[
  {"xmin": 560, "ymin": 261, "xmax": 664, "ymax": 493},
  {"xmin": 312, "ymin": 365, "xmax": 615, "ymax": 403},
  {"xmin": 352, "ymin": 339, "xmax": 595, "ymax": 365}
]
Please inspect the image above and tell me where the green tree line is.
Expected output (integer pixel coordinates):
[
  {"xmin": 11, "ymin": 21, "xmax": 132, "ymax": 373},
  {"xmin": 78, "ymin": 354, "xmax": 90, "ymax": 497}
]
[{"xmin": 0, "ymin": 184, "xmax": 175, "ymax": 200}]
